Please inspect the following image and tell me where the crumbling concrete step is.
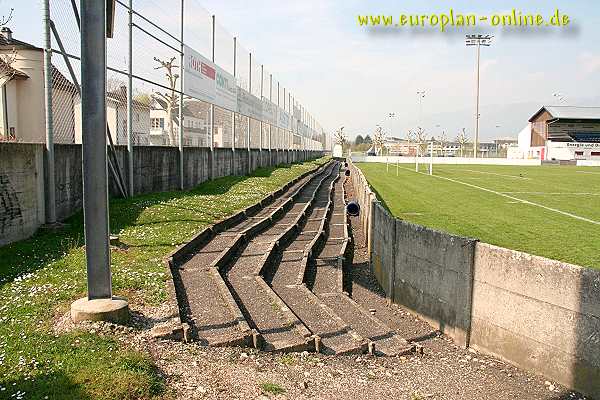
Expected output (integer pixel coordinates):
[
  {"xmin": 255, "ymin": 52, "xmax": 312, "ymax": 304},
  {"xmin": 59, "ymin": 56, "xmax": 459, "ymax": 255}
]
[
  {"xmin": 319, "ymin": 292, "xmax": 413, "ymax": 357},
  {"xmin": 275, "ymin": 284, "xmax": 366, "ymax": 355},
  {"xmin": 177, "ymin": 266, "xmax": 251, "ymax": 346},
  {"xmin": 222, "ymin": 163, "xmax": 338, "ymax": 352},
  {"xmin": 311, "ymin": 258, "xmax": 344, "ymax": 295},
  {"xmin": 177, "ymin": 163, "xmax": 331, "ymax": 347},
  {"xmin": 266, "ymin": 164, "xmax": 366, "ymax": 355}
]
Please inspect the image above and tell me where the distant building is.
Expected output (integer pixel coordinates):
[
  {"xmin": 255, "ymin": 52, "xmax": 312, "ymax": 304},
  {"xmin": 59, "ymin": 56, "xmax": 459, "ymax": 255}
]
[
  {"xmin": 516, "ymin": 106, "xmax": 600, "ymax": 161},
  {"xmin": 0, "ymin": 27, "xmax": 77, "ymax": 143}
]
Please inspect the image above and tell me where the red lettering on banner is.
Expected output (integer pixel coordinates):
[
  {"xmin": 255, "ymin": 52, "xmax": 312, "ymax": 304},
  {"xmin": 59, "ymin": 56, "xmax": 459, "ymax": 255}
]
[{"xmin": 201, "ymin": 63, "xmax": 216, "ymax": 79}]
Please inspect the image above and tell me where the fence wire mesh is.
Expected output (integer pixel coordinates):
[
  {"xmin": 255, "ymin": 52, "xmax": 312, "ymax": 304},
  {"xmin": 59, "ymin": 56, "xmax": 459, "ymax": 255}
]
[{"xmin": 1, "ymin": 0, "xmax": 327, "ymax": 151}]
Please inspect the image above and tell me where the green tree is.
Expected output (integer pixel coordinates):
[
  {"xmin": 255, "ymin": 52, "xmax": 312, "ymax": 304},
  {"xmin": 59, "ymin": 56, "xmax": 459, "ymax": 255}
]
[
  {"xmin": 363, "ymin": 135, "xmax": 372, "ymax": 144},
  {"xmin": 355, "ymin": 134, "xmax": 364, "ymax": 145}
]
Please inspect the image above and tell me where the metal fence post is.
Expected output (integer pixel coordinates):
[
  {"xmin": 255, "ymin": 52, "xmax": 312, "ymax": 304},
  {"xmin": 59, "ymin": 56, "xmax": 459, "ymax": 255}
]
[
  {"xmin": 259, "ymin": 64, "xmax": 263, "ymax": 167},
  {"xmin": 247, "ymin": 51, "xmax": 252, "ymax": 175},
  {"xmin": 231, "ymin": 36, "xmax": 236, "ymax": 174},
  {"xmin": 43, "ymin": 0, "xmax": 56, "ymax": 225},
  {"xmin": 268, "ymin": 72, "xmax": 272, "ymax": 166},
  {"xmin": 209, "ymin": 14, "xmax": 215, "ymax": 180},
  {"xmin": 179, "ymin": 0, "xmax": 185, "ymax": 189},
  {"xmin": 126, "ymin": 0, "xmax": 134, "ymax": 195},
  {"xmin": 81, "ymin": 0, "xmax": 112, "ymax": 300}
]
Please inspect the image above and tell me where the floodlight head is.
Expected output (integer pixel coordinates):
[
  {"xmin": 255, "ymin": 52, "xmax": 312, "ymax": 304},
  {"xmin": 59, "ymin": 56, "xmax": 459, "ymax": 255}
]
[{"xmin": 465, "ymin": 34, "xmax": 493, "ymax": 46}]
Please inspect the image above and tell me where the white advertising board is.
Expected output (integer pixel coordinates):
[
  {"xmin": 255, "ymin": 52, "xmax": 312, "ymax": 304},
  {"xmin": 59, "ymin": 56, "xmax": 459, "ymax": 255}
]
[
  {"xmin": 277, "ymin": 109, "xmax": 291, "ymax": 130},
  {"xmin": 237, "ymin": 88, "xmax": 262, "ymax": 120},
  {"xmin": 184, "ymin": 45, "xmax": 237, "ymax": 112},
  {"xmin": 262, "ymin": 98, "xmax": 277, "ymax": 126},
  {"xmin": 184, "ymin": 45, "xmax": 215, "ymax": 104}
]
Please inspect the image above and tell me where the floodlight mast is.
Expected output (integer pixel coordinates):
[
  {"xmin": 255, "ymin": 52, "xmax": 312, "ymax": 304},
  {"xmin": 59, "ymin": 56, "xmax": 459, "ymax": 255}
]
[{"xmin": 466, "ymin": 34, "xmax": 493, "ymax": 158}]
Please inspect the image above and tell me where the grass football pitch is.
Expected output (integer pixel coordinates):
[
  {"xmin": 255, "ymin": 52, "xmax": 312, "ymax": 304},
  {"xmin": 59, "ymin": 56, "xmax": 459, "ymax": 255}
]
[{"xmin": 357, "ymin": 162, "xmax": 600, "ymax": 270}]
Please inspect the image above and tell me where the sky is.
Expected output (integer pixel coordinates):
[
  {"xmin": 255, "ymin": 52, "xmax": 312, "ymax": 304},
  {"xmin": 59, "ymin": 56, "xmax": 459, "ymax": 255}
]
[{"xmin": 3, "ymin": 0, "xmax": 600, "ymax": 142}]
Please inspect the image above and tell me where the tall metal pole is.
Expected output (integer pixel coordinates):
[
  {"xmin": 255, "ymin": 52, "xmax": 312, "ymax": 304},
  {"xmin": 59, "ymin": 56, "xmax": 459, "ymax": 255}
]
[
  {"xmin": 178, "ymin": 0, "xmax": 185, "ymax": 188},
  {"xmin": 43, "ymin": 0, "xmax": 56, "ymax": 224},
  {"xmin": 126, "ymin": 0, "xmax": 134, "ymax": 195},
  {"xmin": 474, "ymin": 42, "xmax": 481, "ymax": 158},
  {"xmin": 268, "ymin": 72, "xmax": 272, "ymax": 156},
  {"xmin": 210, "ymin": 14, "xmax": 215, "ymax": 179},
  {"xmin": 259, "ymin": 64, "xmax": 263, "ymax": 167},
  {"xmin": 247, "ymin": 52, "xmax": 251, "ymax": 174},
  {"xmin": 231, "ymin": 36, "xmax": 236, "ymax": 173},
  {"xmin": 81, "ymin": 0, "xmax": 111, "ymax": 299}
]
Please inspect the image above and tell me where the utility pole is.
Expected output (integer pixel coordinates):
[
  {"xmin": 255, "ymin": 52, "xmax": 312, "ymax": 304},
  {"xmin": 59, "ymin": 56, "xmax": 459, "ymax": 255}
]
[
  {"xmin": 71, "ymin": 0, "xmax": 129, "ymax": 324},
  {"xmin": 466, "ymin": 34, "xmax": 493, "ymax": 158}
]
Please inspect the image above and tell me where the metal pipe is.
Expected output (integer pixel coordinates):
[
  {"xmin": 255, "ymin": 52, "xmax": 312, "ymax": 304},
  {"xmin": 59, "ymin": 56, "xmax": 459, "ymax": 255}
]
[
  {"xmin": 43, "ymin": 0, "xmax": 56, "ymax": 224},
  {"xmin": 178, "ymin": 0, "xmax": 185, "ymax": 189},
  {"xmin": 81, "ymin": 0, "xmax": 112, "ymax": 299},
  {"xmin": 247, "ymin": 52, "xmax": 251, "ymax": 174},
  {"xmin": 210, "ymin": 14, "xmax": 215, "ymax": 179},
  {"xmin": 231, "ymin": 37, "xmax": 236, "ymax": 173},
  {"xmin": 127, "ymin": 0, "xmax": 134, "ymax": 195}
]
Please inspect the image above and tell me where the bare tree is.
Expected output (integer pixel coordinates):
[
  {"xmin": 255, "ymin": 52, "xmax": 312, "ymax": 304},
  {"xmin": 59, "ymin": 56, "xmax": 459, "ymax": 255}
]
[
  {"xmin": 333, "ymin": 126, "xmax": 346, "ymax": 146},
  {"xmin": 439, "ymin": 131, "xmax": 447, "ymax": 157},
  {"xmin": 0, "ymin": 9, "xmax": 17, "ymax": 86},
  {"xmin": 414, "ymin": 126, "xmax": 428, "ymax": 156},
  {"xmin": 373, "ymin": 125, "xmax": 385, "ymax": 155},
  {"xmin": 152, "ymin": 56, "xmax": 179, "ymax": 145},
  {"xmin": 456, "ymin": 128, "xmax": 470, "ymax": 157}
]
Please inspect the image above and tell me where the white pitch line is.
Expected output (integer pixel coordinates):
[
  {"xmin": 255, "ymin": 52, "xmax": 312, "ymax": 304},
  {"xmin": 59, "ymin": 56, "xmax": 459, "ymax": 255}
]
[
  {"xmin": 501, "ymin": 192, "xmax": 600, "ymax": 196},
  {"xmin": 396, "ymin": 165, "xmax": 600, "ymax": 226},
  {"xmin": 459, "ymin": 169, "xmax": 532, "ymax": 180},
  {"xmin": 576, "ymin": 171, "xmax": 600, "ymax": 175}
]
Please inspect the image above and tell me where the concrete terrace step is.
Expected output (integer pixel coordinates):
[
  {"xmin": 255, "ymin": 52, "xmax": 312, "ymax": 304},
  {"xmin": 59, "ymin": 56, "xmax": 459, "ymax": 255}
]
[
  {"xmin": 221, "ymin": 163, "xmax": 338, "ymax": 352},
  {"xmin": 318, "ymin": 292, "xmax": 413, "ymax": 357},
  {"xmin": 266, "ymin": 164, "xmax": 367, "ymax": 355},
  {"xmin": 173, "ymin": 162, "xmax": 331, "ymax": 345}
]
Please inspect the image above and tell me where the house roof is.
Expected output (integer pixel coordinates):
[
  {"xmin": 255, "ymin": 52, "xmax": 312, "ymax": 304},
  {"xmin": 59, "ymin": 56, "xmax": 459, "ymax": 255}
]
[
  {"xmin": 51, "ymin": 65, "xmax": 79, "ymax": 93},
  {"xmin": 0, "ymin": 58, "xmax": 28, "ymax": 80},
  {"xmin": 529, "ymin": 106, "xmax": 600, "ymax": 122},
  {"xmin": 107, "ymin": 87, "xmax": 151, "ymax": 108},
  {"xmin": 0, "ymin": 32, "xmax": 41, "ymax": 51}
]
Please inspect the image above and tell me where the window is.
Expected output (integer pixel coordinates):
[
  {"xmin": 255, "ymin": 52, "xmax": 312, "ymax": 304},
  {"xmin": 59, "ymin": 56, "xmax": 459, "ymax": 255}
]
[{"xmin": 151, "ymin": 118, "xmax": 164, "ymax": 129}]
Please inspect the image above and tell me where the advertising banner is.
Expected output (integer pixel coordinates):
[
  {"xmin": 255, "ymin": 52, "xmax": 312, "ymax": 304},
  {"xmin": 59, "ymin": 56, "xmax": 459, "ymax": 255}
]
[
  {"xmin": 183, "ymin": 45, "xmax": 216, "ymax": 104},
  {"xmin": 262, "ymin": 98, "xmax": 277, "ymax": 125},
  {"xmin": 237, "ymin": 88, "xmax": 263, "ymax": 120},
  {"xmin": 277, "ymin": 109, "xmax": 291, "ymax": 130},
  {"xmin": 184, "ymin": 45, "xmax": 237, "ymax": 112}
]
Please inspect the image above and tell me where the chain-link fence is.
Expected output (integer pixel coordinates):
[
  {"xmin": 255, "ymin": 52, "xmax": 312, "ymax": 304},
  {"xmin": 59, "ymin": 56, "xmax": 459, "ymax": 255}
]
[{"xmin": 43, "ymin": 0, "xmax": 328, "ymax": 152}]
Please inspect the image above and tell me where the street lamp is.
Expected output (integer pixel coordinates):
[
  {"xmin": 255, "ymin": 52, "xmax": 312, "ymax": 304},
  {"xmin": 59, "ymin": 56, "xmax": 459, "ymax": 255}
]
[{"xmin": 466, "ymin": 34, "xmax": 493, "ymax": 158}]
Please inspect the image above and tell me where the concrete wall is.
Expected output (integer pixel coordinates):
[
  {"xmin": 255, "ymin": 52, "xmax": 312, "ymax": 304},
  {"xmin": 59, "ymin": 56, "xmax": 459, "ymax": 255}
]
[
  {"xmin": 0, "ymin": 142, "xmax": 322, "ymax": 245},
  {"xmin": 348, "ymin": 158, "xmax": 600, "ymax": 399},
  {"xmin": 392, "ymin": 219, "xmax": 476, "ymax": 347},
  {"xmin": 471, "ymin": 243, "xmax": 600, "ymax": 398},
  {"xmin": 0, "ymin": 143, "xmax": 45, "ymax": 246},
  {"xmin": 351, "ymin": 155, "xmax": 542, "ymax": 166}
]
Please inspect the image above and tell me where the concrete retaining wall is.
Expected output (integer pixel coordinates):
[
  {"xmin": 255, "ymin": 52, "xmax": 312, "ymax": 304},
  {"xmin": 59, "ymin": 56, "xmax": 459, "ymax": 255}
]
[
  {"xmin": 0, "ymin": 142, "xmax": 322, "ymax": 245},
  {"xmin": 348, "ymin": 158, "xmax": 600, "ymax": 398},
  {"xmin": 0, "ymin": 143, "xmax": 45, "ymax": 246},
  {"xmin": 471, "ymin": 243, "xmax": 600, "ymax": 398},
  {"xmin": 351, "ymin": 155, "xmax": 542, "ymax": 166}
]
